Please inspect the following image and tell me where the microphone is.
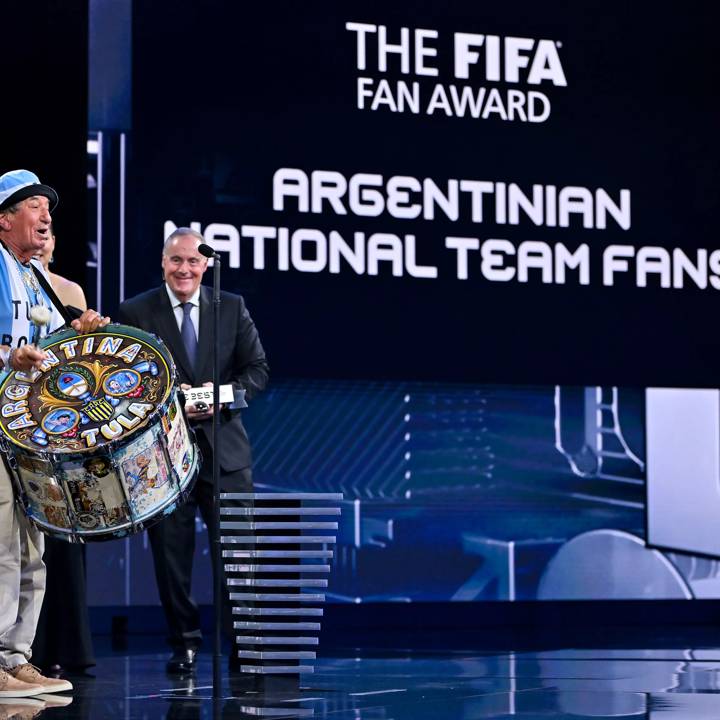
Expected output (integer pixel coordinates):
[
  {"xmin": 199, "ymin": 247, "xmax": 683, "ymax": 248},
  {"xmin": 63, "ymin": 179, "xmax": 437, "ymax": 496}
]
[{"xmin": 197, "ymin": 243, "xmax": 218, "ymax": 259}]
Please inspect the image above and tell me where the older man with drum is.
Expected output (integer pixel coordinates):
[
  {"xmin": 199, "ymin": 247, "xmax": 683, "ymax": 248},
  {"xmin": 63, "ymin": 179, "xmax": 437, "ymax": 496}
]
[{"xmin": 0, "ymin": 169, "xmax": 109, "ymax": 698}]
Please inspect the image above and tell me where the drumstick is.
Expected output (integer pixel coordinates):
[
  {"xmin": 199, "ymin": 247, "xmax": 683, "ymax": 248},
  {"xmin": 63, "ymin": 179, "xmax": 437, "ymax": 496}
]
[{"xmin": 29, "ymin": 304, "xmax": 51, "ymax": 346}]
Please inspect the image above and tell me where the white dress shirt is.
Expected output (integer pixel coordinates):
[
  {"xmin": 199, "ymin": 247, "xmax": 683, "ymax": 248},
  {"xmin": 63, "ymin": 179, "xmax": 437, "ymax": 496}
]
[{"xmin": 165, "ymin": 284, "xmax": 200, "ymax": 340}]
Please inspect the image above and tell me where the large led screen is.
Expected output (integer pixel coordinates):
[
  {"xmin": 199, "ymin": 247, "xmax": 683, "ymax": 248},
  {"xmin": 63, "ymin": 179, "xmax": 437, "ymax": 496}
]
[{"xmin": 87, "ymin": 1, "xmax": 720, "ymax": 605}]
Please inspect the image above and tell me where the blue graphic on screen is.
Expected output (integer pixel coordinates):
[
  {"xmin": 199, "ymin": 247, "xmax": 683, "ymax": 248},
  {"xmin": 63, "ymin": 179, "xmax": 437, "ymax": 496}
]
[{"xmin": 90, "ymin": 380, "xmax": 720, "ymax": 604}]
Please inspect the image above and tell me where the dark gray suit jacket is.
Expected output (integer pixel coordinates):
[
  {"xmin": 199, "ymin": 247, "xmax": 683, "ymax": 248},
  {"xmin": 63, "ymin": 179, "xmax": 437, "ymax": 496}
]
[{"xmin": 117, "ymin": 284, "xmax": 269, "ymax": 472}]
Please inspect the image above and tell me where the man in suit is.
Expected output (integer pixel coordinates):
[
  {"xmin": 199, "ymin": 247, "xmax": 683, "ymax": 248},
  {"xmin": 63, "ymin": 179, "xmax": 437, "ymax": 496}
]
[{"xmin": 118, "ymin": 227, "xmax": 269, "ymax": 674}]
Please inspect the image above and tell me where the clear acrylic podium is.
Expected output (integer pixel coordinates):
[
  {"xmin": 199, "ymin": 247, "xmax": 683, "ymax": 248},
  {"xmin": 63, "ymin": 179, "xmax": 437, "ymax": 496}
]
[{"xmin": 220, "ymin": 492, "xmax": 343, "ymax": 676}]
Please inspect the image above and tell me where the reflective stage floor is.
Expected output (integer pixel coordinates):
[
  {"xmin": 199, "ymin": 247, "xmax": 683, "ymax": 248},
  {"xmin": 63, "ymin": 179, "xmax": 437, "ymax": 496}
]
[{"xmin": 11, "ymin": 643, "xmax": 720, "ymax": 719}]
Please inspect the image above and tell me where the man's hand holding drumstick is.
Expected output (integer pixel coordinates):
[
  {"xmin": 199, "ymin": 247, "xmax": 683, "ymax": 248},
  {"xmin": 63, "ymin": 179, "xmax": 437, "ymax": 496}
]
[{"xmin": 4, "ymin": 307, "xmax": 111, "ymax": 374}]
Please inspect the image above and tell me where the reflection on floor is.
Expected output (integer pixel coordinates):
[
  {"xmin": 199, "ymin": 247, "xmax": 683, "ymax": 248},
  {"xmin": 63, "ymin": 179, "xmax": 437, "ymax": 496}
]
[{"xmin": 14, "ymin": 643, "xmax": 720, "ymax": 719}]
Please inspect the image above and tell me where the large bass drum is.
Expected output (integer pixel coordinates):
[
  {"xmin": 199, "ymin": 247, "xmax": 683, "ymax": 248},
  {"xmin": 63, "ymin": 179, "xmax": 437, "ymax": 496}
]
[{"xmin": 0, "ymin": 324, "xmax": 200, "ymax": 542}]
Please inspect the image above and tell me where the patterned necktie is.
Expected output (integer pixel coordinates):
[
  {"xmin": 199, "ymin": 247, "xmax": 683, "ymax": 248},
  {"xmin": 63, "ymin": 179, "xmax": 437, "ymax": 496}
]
[{"xmin": 180, "ymin": 302, "xmax": 197, "ymax": 369}]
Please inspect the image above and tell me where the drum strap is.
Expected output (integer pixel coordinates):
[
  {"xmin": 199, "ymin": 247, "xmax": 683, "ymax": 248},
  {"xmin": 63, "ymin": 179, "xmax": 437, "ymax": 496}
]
[{"xmin": 30, "ymin": 265, "xmax": 83, "ymax": 325}]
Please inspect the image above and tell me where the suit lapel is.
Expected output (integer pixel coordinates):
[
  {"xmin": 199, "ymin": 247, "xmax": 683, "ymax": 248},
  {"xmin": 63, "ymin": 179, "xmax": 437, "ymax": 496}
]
[
  {"xmin": 195, "ymin": 285, "xmax": 213, "ymax": 383},
  {"xmin": 155, "ymin": 286, "xmax": 195, "ymax": 383}
]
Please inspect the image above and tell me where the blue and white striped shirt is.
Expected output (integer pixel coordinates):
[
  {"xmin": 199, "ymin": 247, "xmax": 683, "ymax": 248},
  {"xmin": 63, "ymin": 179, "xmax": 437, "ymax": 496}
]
[{"xmin": 0, "ymin": 244, "xmax": 64, "ymax": 348}]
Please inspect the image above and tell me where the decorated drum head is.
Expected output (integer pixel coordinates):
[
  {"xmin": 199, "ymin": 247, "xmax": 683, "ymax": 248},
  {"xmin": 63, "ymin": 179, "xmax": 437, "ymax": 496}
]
[{"xmin": 0, "ymin": 325, "xmax": 173, "ymax": 453}]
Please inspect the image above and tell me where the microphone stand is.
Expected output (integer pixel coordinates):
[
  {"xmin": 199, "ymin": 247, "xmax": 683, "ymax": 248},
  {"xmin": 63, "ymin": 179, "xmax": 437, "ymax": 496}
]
[{"xmin": 202, "ymin": 245, "xmax": 223, "ymax": 699}]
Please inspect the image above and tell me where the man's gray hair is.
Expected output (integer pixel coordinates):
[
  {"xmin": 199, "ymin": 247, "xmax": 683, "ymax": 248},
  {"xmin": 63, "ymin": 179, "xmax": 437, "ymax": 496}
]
[{"xmin": 163, "ymin": 227, "xmax": 203, "ymax": 253}]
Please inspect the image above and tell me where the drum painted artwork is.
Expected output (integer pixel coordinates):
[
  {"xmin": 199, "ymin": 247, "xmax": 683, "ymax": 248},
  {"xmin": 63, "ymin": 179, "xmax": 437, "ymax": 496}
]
[{"xmin": 0, "ymin": 324, "xmax": 200, "ymax": 541}]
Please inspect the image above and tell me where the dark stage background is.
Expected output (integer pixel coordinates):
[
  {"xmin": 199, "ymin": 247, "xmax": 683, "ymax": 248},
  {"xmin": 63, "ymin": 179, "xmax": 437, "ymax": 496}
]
[{"xmin": 0, "ymin": 2, "xmax": 88, "ymax": 285}]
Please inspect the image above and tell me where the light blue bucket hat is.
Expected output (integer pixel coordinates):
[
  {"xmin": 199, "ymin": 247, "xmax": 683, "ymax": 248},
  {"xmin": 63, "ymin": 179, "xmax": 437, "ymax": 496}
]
[{"xmin": 0, "ymin": 169, "xmax": 58, "ymax": 212}]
